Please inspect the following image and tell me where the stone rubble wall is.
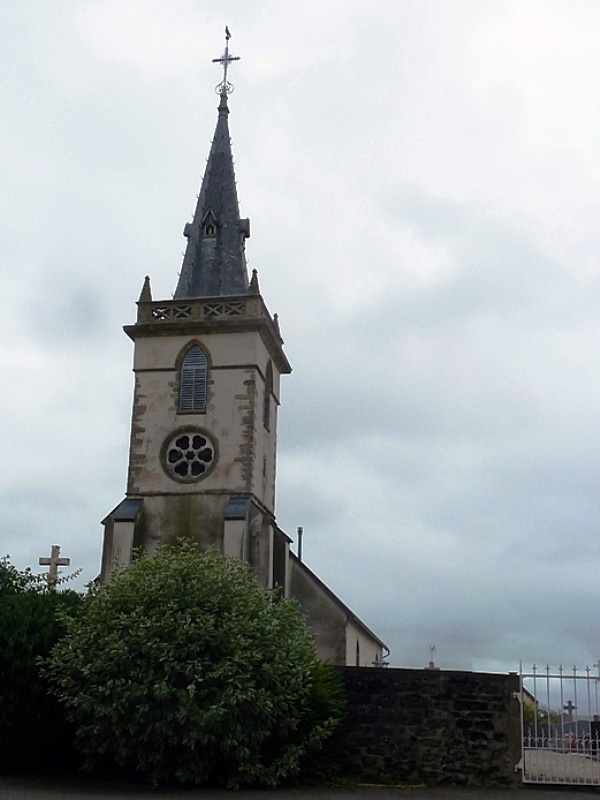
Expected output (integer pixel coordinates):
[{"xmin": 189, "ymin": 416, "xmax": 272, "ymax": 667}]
[{"xmin": 337, "ymin": 666, "xmax": 521, "ymax": 787}]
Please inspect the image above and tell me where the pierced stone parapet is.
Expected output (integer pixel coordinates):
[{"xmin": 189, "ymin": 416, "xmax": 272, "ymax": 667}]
[
  {"xmin": 137, "ymin": 296, "xmax": 260, "ymax": 324},
  {"xmin": 151, "ymin": 305, "xmax": 192, "ymax": 320},
  {"xmin": 204, "ymin": 301, "xmax": 246, "ymax": 318}
]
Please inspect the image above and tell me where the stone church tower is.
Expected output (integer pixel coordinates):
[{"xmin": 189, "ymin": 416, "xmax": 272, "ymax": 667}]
[
  {"xmin": 100, "ymin": 38, "xmax": 291, "ymax": 589},
  {"xmin": 100, "ymin": 34, "xmax": 388, "ymax": 666}
]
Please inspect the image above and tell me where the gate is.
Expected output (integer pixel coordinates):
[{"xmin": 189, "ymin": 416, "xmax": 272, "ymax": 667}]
[{"xmin": 519, "ymin": 664, "xmax": 600, "ymax": 785}]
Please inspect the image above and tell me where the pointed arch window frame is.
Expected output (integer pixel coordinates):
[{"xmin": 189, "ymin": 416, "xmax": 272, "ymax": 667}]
[
  {"xmin": 202, "ymin": 209, "xmax": 217, "ymax": 238},
  {"xmin": 178, "ymin": 344, "xmax": 209, "ymax": 414}
]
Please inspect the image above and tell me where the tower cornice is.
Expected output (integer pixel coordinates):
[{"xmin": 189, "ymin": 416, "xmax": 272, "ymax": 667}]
[{"xmin": 125, "ymin": 293, "xmax": 291, "ymax": 375}]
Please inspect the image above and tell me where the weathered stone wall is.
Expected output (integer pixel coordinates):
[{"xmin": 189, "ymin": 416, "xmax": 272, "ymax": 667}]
[{"xmin": 337, "ymin": 666, "xmax": 521, "ymax": 787}]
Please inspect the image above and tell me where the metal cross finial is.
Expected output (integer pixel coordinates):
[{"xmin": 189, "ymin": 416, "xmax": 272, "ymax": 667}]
[{"xmin": 212, "ymin": 26, "xmax": 240, "ymax": 96}]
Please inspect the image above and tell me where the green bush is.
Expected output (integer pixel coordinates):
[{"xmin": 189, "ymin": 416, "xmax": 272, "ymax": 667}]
[
  {"xmin": 0, "ymin": 558, "xmax": 83, "ymax": 774},
  {"xmin": 296, "ymin": 659, "xmax": 348, "ymax": 783},
  {"xmin": 44, "ymin": 542, "xmax": 343, "ymax": 787}
]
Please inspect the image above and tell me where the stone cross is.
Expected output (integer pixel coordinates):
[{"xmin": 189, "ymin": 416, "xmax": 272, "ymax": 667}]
[
  {"xmin": 564, "ymin": 699, "xmax": 577, "ymax": 720},
  {"xmin": 39, "ymin": 544, "xmax": 70, "ymax": 589}
]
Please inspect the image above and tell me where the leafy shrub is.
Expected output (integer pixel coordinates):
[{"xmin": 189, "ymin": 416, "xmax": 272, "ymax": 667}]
[
  {"xmin": 0, "ymin": 558, "xmax": 83, "ymax": 774},
  {"xmin": 296, "ymin": 659, "xmax": 348, "ymax": 783},
  {"xmin": 44, "ymin": 542, "xmax": 343, "ymax": 787}
]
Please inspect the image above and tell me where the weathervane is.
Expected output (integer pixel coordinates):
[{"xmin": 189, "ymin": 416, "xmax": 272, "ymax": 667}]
[{"xmin": 213, "ymin": 26, "xmax": 240, "ymax": 96}]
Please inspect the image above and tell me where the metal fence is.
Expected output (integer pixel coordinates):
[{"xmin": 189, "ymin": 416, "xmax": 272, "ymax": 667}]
[{"xmin": 520, "ymin": 663, "xmax": 600, "ymax": 785}]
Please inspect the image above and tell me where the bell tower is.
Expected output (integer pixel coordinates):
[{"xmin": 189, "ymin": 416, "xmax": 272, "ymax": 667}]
[{"xmin": 100, "ymin": 32, "xmax": 291, "ymax": 587}]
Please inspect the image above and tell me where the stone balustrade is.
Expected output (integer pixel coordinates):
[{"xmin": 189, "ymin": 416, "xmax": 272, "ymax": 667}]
[{"xmin": 136, "ymin": 297, "xmax": 262, "ymax": 324}]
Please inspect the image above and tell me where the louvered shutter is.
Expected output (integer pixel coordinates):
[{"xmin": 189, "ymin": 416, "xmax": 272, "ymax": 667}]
[
  {"xmin": 263, "ymin": 361, "xmax": 272, "ymax": 430},
  {"xmin": 179, "ymin": 347, "xmax": 208, "ymax": 412}
]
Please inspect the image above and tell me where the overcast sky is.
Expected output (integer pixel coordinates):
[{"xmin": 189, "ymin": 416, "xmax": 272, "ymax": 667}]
[{"xmin": 2, "ymin": 0, "xmax": 600, "ymax": 673}]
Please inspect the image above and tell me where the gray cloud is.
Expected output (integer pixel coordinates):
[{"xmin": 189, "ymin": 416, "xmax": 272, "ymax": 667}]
[{"xmin": 3, "ymin": 0, "xmax": 600, "ymax": 672}]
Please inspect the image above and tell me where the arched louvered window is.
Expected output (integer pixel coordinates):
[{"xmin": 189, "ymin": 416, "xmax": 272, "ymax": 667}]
[
  {"xmin": 179, "ymin": 346, "xmax": 208, "ymax": 413},
  {"xmin": 263, "ymin": 361, "xmax": 273, "ymax": 430}
]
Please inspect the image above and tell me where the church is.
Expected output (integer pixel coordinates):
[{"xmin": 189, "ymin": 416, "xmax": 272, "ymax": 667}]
[{"xmin": 99, "ymin": 33, "xmax": 387, "ymax": 668}]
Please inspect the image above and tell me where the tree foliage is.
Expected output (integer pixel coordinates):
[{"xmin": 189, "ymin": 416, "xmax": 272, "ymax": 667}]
[
  {"xmin": 522, "ymin": 702, "xmax": 560, "ymax": 728},
  {"xmin": 44, "ymin": 542, "xmax": 342, "ymax": 787},
  {"xmin": 0, "ymin": 557, "xmax": 82, "ymax": 773}
]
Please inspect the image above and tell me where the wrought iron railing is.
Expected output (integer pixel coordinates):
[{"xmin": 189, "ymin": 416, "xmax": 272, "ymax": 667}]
[{"xmin": 520, "ymin": 663, "xmax": 600, "ymax": 785}]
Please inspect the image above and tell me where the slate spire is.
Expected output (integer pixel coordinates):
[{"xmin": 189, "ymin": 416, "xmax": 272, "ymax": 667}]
[{"xmin": 174, "ymin": 34, "xmax": 249, "ymax": 299}]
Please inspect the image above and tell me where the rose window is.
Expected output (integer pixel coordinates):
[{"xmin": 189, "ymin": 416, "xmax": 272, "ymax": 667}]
[{"xmin": 162, "ymin": 429, "xmax": 216, "ymax": 482}]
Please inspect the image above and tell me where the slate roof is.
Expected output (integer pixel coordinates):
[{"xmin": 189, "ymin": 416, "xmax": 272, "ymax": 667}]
[
  {"xmin": 174, "ymin": 92, "xmax": 250, "ymax": 298},
  {"xmin": 101, "ymin": 497, "xmax": 143, "ymax": 525}
]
